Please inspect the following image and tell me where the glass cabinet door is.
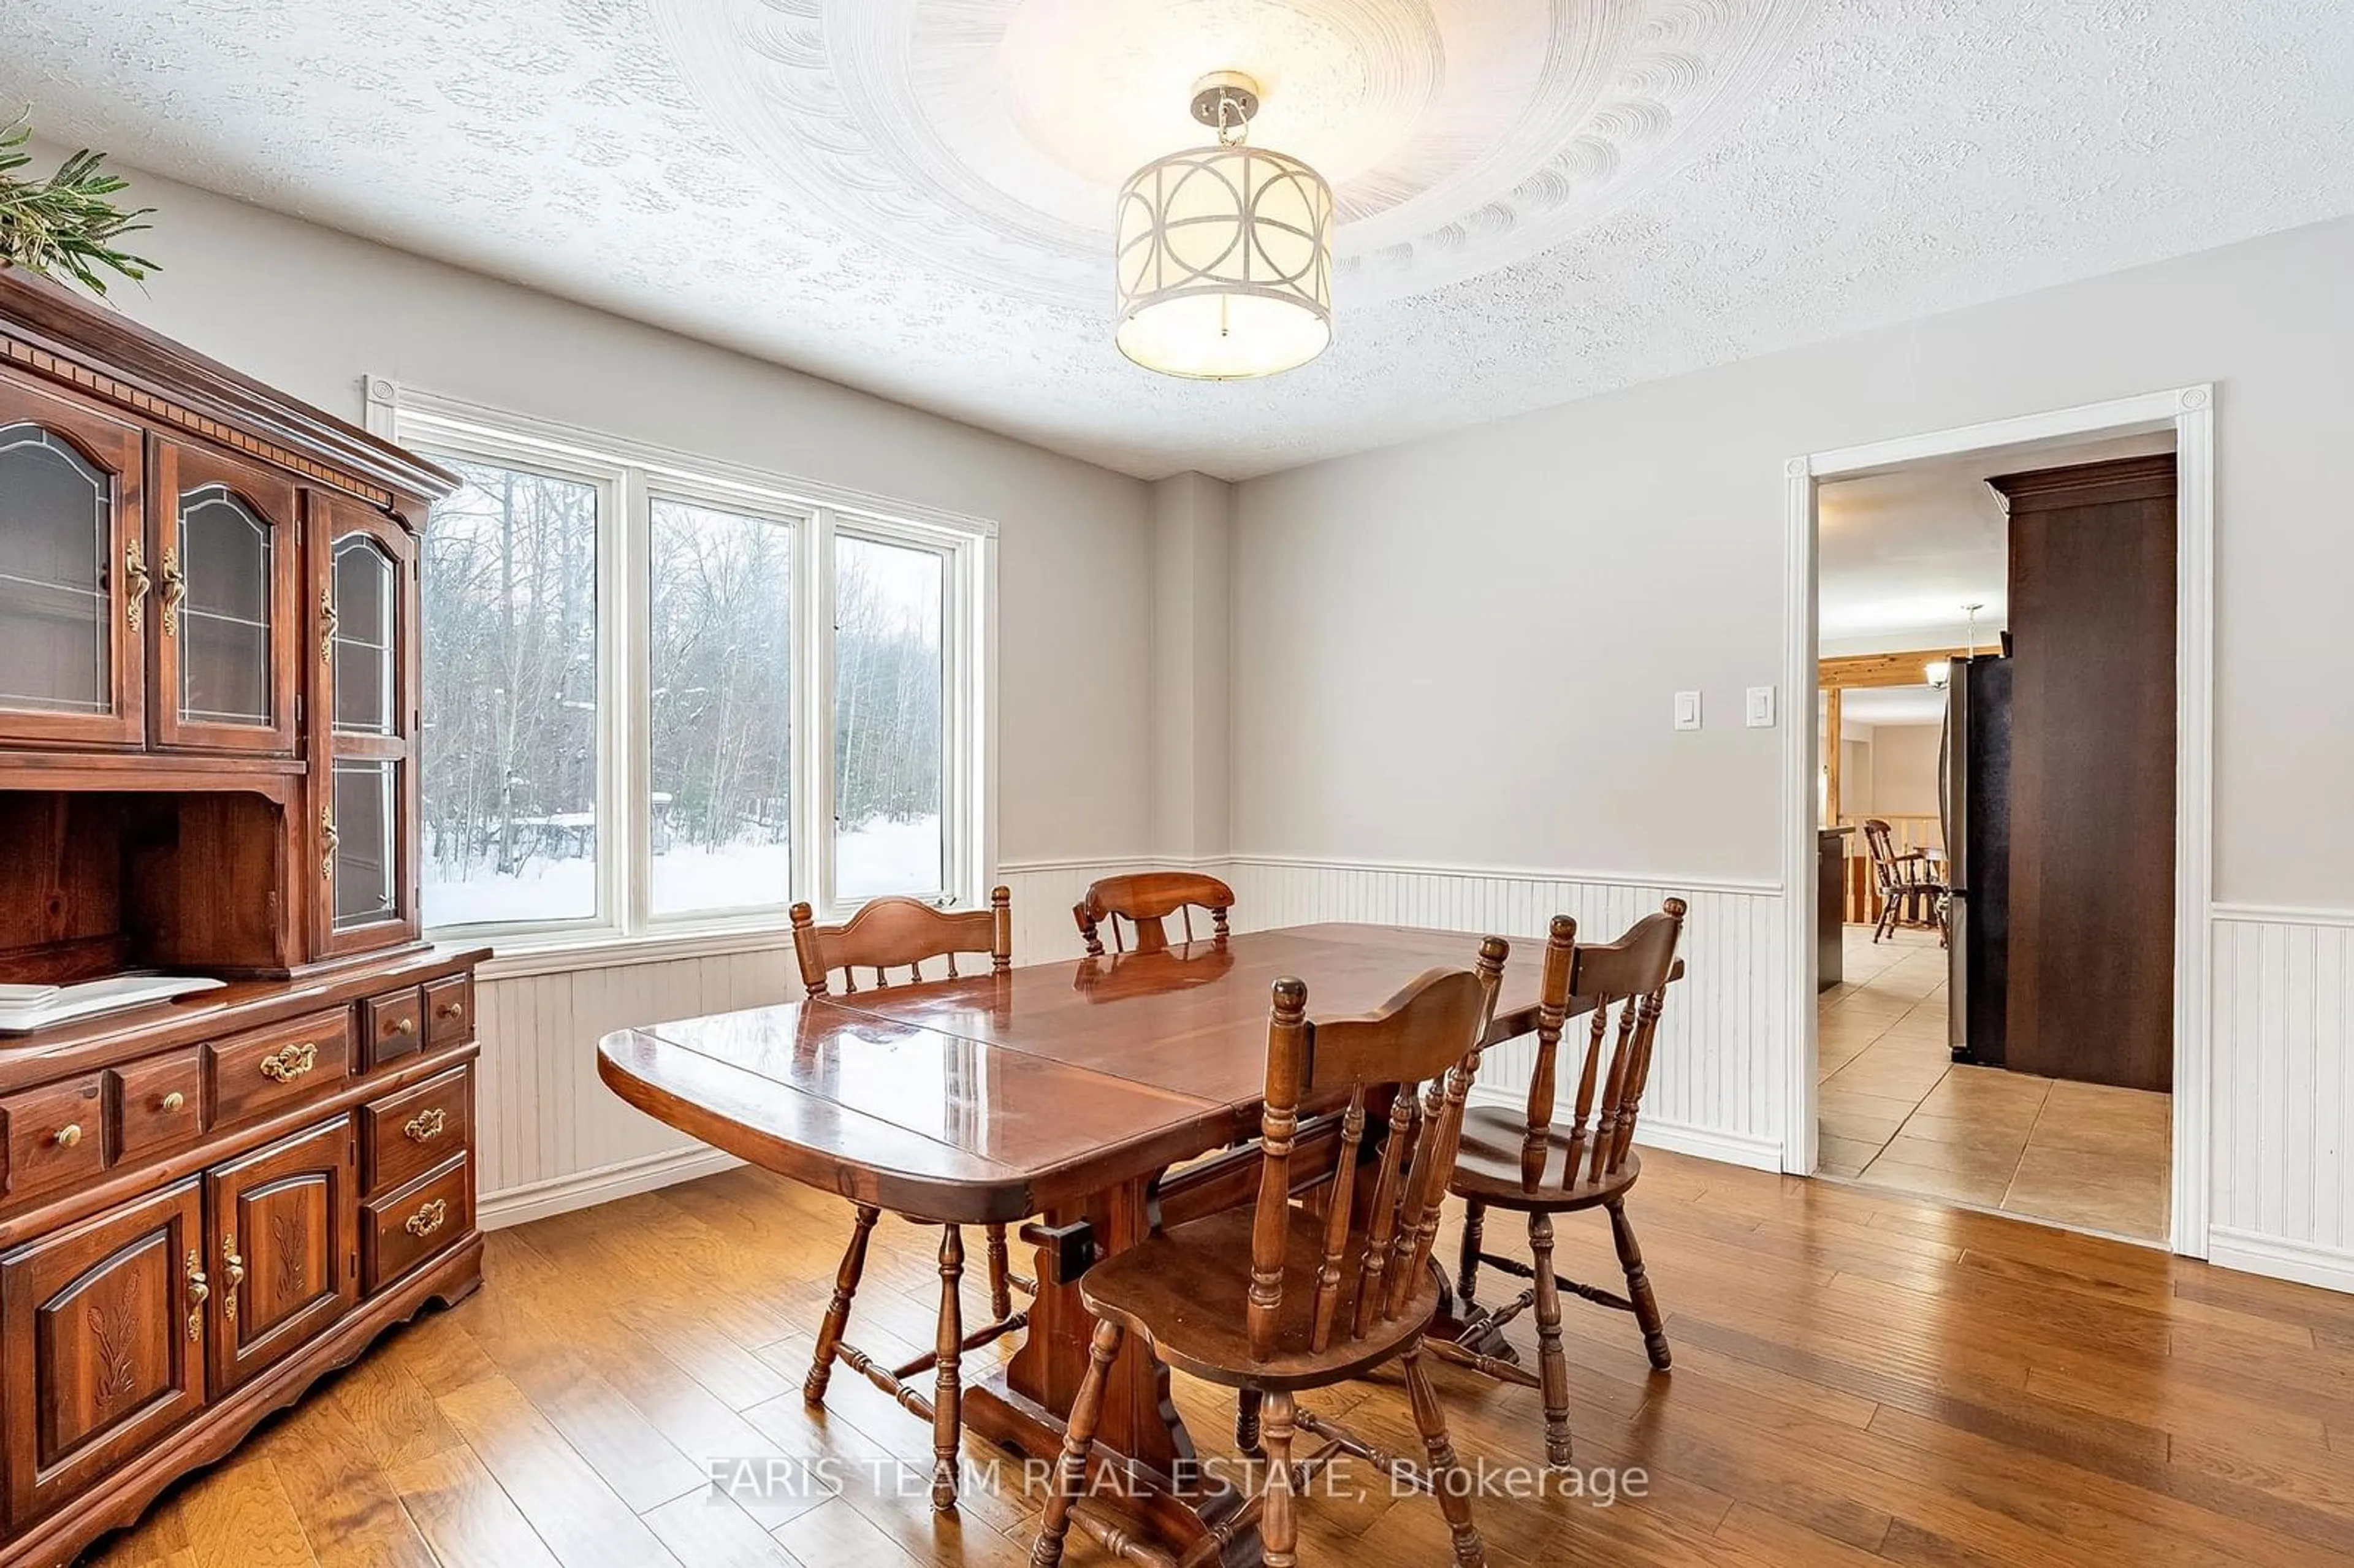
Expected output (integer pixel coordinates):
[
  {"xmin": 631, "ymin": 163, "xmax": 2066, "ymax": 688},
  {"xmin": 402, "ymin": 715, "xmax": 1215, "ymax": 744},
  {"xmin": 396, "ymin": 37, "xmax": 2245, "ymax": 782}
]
[
  {"xmin": 330, "ymin": 535, "xmax": 398, "ymax": 737},
  {"xmin": 175, "ymin": 485, "xmax": 275, "ymax": 728},
  {"xmin": 313, "ymin": 498, "xmax": 418, "ymax": 955},
  {"xmin": 0, "ymin": 371, "xmax": 147, "ymax": 746},
  {"xmin": 329, "ymin": 758, "xmax": 400, "ymax": 929},
  {"xmin": 151, "ymin": 441, "xmax": 300, "ymax": 753}
]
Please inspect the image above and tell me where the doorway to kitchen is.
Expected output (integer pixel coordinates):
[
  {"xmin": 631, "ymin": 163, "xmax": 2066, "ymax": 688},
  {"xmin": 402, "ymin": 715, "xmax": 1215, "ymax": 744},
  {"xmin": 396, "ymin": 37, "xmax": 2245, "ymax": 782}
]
[{"xmin": 1780, "ymin": 389, "xmax": 2215, "ymax": 1255}]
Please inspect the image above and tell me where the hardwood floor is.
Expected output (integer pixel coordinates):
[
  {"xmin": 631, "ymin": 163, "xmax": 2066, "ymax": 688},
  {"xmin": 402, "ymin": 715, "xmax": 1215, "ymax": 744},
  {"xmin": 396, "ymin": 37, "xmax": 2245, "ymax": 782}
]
[
  {"xmin": 1818, "ymin": 927, "xmax": 2172, "ymax": 1241},
  {"xmin": 83, "ymin": 1153, "xmax": 2354, "ymax": 1567}
]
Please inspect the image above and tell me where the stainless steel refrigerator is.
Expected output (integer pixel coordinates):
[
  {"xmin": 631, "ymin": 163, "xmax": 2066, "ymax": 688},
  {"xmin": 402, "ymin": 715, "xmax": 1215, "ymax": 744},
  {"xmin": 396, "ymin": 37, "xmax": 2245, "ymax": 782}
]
[{"xmin": 1940, "ymin": 652, "xmax": 2013, "ymax": 1065}]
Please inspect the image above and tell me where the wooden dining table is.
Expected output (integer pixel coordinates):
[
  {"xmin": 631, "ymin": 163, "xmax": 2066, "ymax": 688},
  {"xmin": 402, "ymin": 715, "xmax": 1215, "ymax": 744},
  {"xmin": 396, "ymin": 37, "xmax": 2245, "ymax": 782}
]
[{"xmin": 597, "ymin": 923, "xmax": 1574, "ymax": 1566}]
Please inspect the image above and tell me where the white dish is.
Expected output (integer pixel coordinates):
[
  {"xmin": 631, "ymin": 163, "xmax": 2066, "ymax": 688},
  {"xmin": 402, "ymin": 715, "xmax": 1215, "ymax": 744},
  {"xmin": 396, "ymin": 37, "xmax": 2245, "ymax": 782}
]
[{"xmin": 0, "ymin": 975, "xmax": 227, "ymax": 1034}]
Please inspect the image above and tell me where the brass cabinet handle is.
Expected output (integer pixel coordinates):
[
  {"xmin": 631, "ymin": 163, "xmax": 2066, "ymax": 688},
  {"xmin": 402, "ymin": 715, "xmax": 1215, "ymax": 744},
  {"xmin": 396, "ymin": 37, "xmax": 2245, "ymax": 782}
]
[
  {"xmin": 161, "ymin": 1090, "xmax": 186, "ymax": 1114},
  {"xmin": 259, "ymin": 1040, "xmax": 318, "ymax": 1082},
  {"xmin": 53, "ymin": 1123, "xmax": 82, "ymax": 1150},
  {"xmin": 124, "ymin": 536, "xmax": 151, "ymax": 633},
  {"xmin": 159, "ymin": 547, "xmax": 187, "ymax": 636},
  {"xmin": 221, "ymin": 1245, "xmax": 244, "ymax": 1324},
  {"xmin": 319, "ymin": 585, "xmax": 339, "ymax": 666},
  {"xmin": 391, "ymin": 1015, "xmax": 417, "ymax": 1037},
  {"xmin": 403, "ymin": 1106, "xmax": 448, "ymax": 1143},
  {"xmin": 405, "ymin": 1199, "xmax": 448, "ymax": 1239},
  {"xmin": 436, "ymin": 999, "xmax": 465, "ymax": 1021},
  {"xmin": 185, "ymin": 1250, "xmax": 208, "ymax": 1341},
  {"xmin": 319, "ymin": 807, "xmax": 339, "ymax": 884}
]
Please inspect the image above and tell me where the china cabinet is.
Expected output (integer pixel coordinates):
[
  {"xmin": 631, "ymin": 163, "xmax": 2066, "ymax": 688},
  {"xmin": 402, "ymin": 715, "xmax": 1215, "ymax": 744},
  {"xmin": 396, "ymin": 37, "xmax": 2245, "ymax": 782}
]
[{"xmin": 0, "ymin": 267, "xmax": 481, "ymax": 1568}]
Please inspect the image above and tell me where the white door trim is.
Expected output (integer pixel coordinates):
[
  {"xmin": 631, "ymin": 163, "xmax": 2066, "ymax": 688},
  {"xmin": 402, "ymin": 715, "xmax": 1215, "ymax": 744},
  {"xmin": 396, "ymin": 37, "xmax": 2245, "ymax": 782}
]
[{"xmin": 1779, "ymin": 385, "xmax": 2216, "ymax": 1259}]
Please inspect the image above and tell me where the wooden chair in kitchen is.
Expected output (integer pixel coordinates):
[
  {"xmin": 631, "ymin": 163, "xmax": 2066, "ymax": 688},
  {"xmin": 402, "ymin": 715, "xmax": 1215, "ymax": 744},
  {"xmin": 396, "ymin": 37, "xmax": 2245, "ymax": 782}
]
[
  {"xmin": 1030, "ymin": 938, "xmax": 1509, "ymax": 1568},
  {"xmin": 790, "ymin": 886, "xmax": 1024, "ymax": 1509},
  {"xmin": 1438, "ymin": 899, "xmax": 1686, "ymax": 1467},
  {"xmin": 1862, "ymin": 816, "xmax": 1948, "ymax": 944}
]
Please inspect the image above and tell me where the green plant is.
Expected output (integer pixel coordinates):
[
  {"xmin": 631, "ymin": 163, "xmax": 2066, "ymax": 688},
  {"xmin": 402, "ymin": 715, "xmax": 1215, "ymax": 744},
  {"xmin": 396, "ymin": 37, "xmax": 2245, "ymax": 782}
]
[{"xmin": 0, "ymin": 113, "xmax": 156, "ymax": 295}]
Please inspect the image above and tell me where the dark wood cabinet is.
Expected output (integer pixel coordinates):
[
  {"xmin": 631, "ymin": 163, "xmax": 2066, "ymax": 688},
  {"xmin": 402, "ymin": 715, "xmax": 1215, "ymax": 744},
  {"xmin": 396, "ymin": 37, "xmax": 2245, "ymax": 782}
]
[
  {"xmin": 1, "ymin": 1182, "xmax": 206, "ymax": 1528},
  {"xmin": 0, "ymin": 267, "xmax": 485, "ymax": 1566},
  {"xmin": 204, "ymin": 1119, "xmax": 356, "ymax": 1395},
  {"xmin": 1991, "ymin": 455, "xmax": 2176, "ymax": 1092}
]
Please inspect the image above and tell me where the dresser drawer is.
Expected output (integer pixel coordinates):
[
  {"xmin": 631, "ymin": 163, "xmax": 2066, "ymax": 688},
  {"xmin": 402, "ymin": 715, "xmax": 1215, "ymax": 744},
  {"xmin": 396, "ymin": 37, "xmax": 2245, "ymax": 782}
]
[
  {"xmin": 363, "ymin": 1155, "xmax": 470, "ymax": 1293},
  {"xmin": 1, "ymin": 1076, "xmax": 106, "ymax": 1202},
  {"xmin": 359, "ymin": 1065, "xmax": 472, "ymax": 1198},
  {"xmin": 423, "ymin": 975, "xmax": 474, "ymax": 1049},
  {"xmin": 206, "ymin": 1010, "xmax": 351, "ymax": 1125},
  {"xmin": 108, "ymin": 1049, "xmax": 205, "ymax": 1162},
  {"xmin": 362, "ymin": 987, "xmax": 425, "ymax": 1069}
]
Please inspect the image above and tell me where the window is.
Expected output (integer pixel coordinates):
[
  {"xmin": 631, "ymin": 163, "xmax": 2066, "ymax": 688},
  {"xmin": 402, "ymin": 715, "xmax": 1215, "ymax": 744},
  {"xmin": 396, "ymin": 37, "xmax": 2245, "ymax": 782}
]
[
  {"xmin": 417, "ymin": 457, "xmax": 604, "ymax": 928},
  {"xmin": 378, "ymin": 387, "xmax": 992, "ymax": 943},
  {"xmin": 833, "ymin": 533, "xmax": 944, "ymax": 901},
  {"xmin": 649, "ymin": 498, "xmax": 794, "ymax": 918}
]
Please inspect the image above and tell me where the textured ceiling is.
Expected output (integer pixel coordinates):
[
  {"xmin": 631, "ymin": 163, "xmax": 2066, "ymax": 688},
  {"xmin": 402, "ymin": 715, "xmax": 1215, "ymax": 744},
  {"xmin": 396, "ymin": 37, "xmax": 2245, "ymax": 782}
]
[{"xmin": 4, "ymin": 1, "xmax": 2350, "ymax": 479}]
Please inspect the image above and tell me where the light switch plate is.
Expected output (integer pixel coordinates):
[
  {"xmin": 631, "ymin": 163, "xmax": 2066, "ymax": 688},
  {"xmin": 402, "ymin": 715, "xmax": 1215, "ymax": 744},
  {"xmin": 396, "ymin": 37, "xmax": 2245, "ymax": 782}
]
[
  {"xmin": 1673, "ymin": 690, "xmax": 1702, "ymax": 731},
  {"xmin": 1746, "ymin": 685, "xmax": 1777, "ymax": 728}
]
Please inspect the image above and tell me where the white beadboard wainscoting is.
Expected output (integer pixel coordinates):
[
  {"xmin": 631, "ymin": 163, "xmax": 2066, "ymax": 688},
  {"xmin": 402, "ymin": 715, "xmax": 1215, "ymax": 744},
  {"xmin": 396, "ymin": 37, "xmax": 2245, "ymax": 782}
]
[
  {"xmin": 467, "ymin": 860, "xmax": 2354, "ymax": 1301},
  {"xmin": 2208, "ymin": 904, "xmax": 2354, "ymax": 1293},
  {"xmin": 1214, "ymin": 856, "xmax": 1787, "ymax": 1173},
  {"xmin": 469, "ymin": 857, "xmax": 1154, "ymax": 1228}
]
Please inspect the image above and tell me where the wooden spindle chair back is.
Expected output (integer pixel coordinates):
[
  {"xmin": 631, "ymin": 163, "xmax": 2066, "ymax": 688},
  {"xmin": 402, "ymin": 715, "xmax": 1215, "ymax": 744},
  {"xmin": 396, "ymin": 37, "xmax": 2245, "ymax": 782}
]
[
  {"xmin": 1073, "ymin": 871, "xmax": 1235, "ymax": 956},
  {"xmin": 1861, "ymin": 818, "xmax": 1908, "ymax": 899},
  {"xmin": 1515, "ymin": 900, "xmax": 1686, "ymax": 1195},
  {"xmin": 1246, "ymin": 938, "xmax": 1506, "ymax": 1361},
  {"xmin": 790, "ymin": 888, "xmax": 1012, "ymax": 997}
]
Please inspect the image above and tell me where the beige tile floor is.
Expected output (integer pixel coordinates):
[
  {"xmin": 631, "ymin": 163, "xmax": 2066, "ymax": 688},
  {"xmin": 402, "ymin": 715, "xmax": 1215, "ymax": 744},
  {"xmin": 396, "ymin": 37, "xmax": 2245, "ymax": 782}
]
[{"xmin": 1815, "ymin": 926, "xmax": 2172, "ymax": 1241}]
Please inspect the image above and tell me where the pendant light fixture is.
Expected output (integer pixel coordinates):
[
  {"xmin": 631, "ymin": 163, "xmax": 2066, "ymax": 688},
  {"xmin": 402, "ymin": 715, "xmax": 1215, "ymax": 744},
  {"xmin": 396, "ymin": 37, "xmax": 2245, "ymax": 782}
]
[{"xmin": 1113, "ymin": 72, "xmax": 1334, "ymax": 380}]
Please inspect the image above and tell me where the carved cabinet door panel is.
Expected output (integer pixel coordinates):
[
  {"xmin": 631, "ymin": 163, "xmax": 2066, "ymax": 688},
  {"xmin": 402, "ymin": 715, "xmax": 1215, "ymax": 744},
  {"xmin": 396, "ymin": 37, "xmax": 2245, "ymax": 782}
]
[
  {"xmin": 0, "ymin": 1179, "xmax": 207, "ymax": 1527},
  {"xmin": 204, "ymin": 1117, "xmax": 357, "ymax": 1395}
]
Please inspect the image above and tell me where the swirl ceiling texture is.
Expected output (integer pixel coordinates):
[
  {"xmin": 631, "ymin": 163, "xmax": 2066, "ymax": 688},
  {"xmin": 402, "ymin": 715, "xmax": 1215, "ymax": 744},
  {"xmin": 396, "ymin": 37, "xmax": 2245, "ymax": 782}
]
[{"xmin": 4, "ymin": 0, "xmax": 2350, "ymax": 477}]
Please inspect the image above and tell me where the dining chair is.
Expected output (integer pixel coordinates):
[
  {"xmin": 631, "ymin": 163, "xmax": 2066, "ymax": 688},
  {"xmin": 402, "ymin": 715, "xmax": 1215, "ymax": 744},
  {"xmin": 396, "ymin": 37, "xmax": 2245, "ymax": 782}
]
[
  {"xmin": 1862, "ymin": 818, "xmax": 1948, "ymax": 944},
  {"xmin": 1438, "ymin": 899, "xmax": 1685, "ymax": 1467},
  {"xmin": 790, "ymin": 887, "xmax": 1024, "ymax": 1510},
  {"xmin": 1072, "ymin": 870, "xmax": 1235, "ymax": 955},
  {"xmin": 1031, "ymin": 938, "xmax": 1509, "ymax": 1568}
]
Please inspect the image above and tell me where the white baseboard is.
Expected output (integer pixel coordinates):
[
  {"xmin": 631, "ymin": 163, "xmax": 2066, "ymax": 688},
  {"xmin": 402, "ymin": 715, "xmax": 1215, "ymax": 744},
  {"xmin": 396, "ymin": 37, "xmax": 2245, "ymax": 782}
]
[
  {"xmin": 1632, "ymin": 1116, "xmax": 1786, "ymax": 1174},
  {"xmin": 2206, "ymin": 1227, "xmax": 2354, "ymax": 1296},
  {"xmin": 1465, "ymin": 1086, "xmax": 1782, "ymax": 1175},
  {"xmin": 479, "ymin": 1144, "xmax": 742, "ymax": 1230}
]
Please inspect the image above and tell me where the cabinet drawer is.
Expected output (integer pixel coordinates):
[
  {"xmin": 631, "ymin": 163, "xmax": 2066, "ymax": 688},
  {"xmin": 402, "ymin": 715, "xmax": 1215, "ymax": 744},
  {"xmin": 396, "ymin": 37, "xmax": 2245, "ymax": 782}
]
[
  {"xmin": 423, "ymin": 975, "xmax": 474, "ymax": 1049},
  {"xmin": 1, "ymin": 1075, "xmax": 107, "ymax": 1203},
  {"xmin": 109, "ymin": 1049, "xmax": 205, "ymax": 1163},
  {"xmin": 359, "ymin": 1065, "xmax": 472, "ymax": 1198},
  {"xmin": 205, "ymin": 1010, "xmax": 351, "ymax": 1125},
  {"xmin": 362, "ymin": 987, "xmax": 425, "ymax": 1069},
  {"xmin": 364, "ymin": 1155, "xmax": 470, "ymax": 1293}
]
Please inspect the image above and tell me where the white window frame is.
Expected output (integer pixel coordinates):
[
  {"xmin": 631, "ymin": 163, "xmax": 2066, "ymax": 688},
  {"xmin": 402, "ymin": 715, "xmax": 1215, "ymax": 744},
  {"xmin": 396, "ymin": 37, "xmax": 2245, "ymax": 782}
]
[{"xmin": 365, "ymin": 379, "xmax": 997, "ymax": 951}]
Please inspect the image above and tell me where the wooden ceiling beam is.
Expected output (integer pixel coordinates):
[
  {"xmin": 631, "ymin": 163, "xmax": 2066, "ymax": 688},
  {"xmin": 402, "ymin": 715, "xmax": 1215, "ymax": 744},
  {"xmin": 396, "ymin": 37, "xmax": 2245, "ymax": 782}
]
[{"xmin": 1819, "ymin": 647, "xmax": 1973, "ymax": 691}]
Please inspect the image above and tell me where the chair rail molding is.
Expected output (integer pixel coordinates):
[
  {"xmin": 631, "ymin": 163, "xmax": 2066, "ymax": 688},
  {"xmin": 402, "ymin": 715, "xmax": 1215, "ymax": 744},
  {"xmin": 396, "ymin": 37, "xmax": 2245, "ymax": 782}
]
[{"xmin": 1782, "ymin": 384, "xmax": 2217, "ymax": 1262}]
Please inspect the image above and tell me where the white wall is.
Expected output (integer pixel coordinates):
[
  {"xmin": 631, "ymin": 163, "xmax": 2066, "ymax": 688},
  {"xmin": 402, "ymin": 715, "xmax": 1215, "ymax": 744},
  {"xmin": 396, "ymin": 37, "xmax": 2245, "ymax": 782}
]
[
  {"xmin": 1148, "ymin": 473, "xmax": 1235, "ymax": 862},
  {"xmin": 1840, "ymin": 737, "xmax": 1873, "ymax": 815},
  {"xmin": 1868, "ymin": 725, "xmax": 1943, "ymax": 818},
  {"xmin": 1230, "ymin": 216, "xmax": 2354, "ymax": 1281},
  {"xmin": 1235, "ymin": 217, "xmax": 2354, "ymax": 904}
]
